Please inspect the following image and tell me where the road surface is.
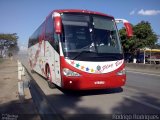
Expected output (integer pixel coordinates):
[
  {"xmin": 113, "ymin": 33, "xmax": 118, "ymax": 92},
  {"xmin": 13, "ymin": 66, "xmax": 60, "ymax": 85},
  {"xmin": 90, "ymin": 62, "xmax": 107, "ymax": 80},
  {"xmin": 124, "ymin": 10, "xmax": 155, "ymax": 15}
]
[{"xmin": 18, "ymin": 53, "xmax": 160, "ymax": 119}]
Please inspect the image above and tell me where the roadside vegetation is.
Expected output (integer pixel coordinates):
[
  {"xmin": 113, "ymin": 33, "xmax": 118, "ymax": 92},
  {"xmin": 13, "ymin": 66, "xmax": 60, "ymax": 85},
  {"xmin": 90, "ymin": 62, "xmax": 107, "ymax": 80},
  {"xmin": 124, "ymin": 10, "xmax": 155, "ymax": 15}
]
[
  {"xmin": 0, "ymin": 33, "xmax": 19, "ymax": 58},
  {"xmin": 119, "ymin": 21, "xmax": 158, "ymax": 54},
  {"xmin": 119, "ymin": 21, "xmax": 160, "ymax": 63}
]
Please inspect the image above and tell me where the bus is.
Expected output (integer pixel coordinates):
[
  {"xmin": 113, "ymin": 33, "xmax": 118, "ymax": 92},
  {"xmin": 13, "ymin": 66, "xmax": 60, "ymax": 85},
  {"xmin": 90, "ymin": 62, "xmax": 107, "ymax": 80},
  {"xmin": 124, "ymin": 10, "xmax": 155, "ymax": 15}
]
[{"xmin": 28, "ymin": 9, "xmax": 133, "ymax": 90}]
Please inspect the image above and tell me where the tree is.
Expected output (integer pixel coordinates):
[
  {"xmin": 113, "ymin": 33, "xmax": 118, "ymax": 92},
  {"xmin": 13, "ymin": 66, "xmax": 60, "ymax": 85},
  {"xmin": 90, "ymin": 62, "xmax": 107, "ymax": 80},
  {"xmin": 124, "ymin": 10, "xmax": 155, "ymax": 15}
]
[
  {"xmin": 0, "ymin": 33, "xmax": 19, "ymax": 57},
  {"xmin": 154, "ymin": 43, "xmax": 160, "ymax": 49},
  {"xmin": 119, "ymin": 21, "xmax": 158, "ymax": 54}
]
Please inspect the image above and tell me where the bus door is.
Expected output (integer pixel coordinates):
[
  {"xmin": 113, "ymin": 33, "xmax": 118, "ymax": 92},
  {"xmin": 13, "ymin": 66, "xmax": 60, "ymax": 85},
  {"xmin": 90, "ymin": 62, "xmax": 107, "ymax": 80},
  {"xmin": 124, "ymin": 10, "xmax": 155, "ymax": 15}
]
[
  {"xmin": 53, "ymin": 13, "xmax": 62, "ymax": 87},
  {"xmin": 53, "ymin": 34, "xmax": 61, "ymax": 87}
]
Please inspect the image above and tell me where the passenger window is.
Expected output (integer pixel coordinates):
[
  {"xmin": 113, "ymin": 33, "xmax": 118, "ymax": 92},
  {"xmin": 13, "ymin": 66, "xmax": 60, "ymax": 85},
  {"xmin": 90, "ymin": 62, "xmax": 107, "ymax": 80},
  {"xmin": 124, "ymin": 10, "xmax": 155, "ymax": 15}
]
[{"xmin": 45, "ymin": 16, "xmax": 59, "ymax": 53}]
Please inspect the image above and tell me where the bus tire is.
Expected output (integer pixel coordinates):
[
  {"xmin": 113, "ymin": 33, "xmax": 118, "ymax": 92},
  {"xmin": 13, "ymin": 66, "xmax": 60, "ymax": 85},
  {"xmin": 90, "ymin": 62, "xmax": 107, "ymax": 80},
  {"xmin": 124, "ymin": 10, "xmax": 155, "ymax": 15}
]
[
  {"xmin": 31, "ymin": 69, "xmax": 35, "ymax": 73},
  {"xmin": 46, "ymin": 65, "xmax": 56, "ymax": 89},
  {"xmin": 48, "ymin": 81, "xmax": 56, "ymax": 89}
]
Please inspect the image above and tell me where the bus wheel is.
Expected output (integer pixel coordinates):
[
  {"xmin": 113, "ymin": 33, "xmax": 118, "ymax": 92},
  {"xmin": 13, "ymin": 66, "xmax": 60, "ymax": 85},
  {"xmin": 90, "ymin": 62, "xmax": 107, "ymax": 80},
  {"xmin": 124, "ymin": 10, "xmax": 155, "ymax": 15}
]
[
  {"xmin": 31, "ymin": 69, "xmax": 34, "ymax": 73},
  {"xmin": 46, "ymin": 66, "xmax": 55, "ymax": 89},
  {"xmin": 48, "ymin": 81, "xmax": 56, "ymax": 89}
]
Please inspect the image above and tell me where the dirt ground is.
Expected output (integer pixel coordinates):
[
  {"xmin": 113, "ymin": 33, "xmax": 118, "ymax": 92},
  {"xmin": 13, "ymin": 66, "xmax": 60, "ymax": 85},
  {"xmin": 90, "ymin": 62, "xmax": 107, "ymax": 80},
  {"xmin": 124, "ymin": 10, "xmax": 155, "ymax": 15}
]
[{"xmin": 0, "ymin": 58, "xmax": 40, "ymax": 120}]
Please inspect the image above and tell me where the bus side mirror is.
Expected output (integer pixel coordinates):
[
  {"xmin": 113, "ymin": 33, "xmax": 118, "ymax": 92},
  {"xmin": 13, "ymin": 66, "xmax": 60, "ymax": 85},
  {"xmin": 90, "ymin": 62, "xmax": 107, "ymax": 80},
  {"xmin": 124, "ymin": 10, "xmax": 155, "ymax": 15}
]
[
  {"xmin": 54, "ymin": 13, "xmax": 62, "ymax": 34},
  {"xmin": 124, "ymin": 22, "xmax": 133, "ymax": 38},
  {"xmin": 115, "ymin": 19, "xmax": 133, "ymax": 38}
]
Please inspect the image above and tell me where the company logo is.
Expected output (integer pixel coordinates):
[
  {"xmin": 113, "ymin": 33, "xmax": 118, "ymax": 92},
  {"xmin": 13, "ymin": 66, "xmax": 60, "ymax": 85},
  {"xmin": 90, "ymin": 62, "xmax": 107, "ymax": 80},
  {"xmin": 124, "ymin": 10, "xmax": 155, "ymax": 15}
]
[{"xmin": 96, "ymin": 65, "xmax": 101, "ymax": 71}]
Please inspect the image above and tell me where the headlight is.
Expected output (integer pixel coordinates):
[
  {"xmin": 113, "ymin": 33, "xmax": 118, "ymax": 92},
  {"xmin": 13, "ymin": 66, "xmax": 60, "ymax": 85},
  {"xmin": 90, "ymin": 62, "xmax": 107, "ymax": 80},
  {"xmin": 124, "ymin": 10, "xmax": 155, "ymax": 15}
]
[
  {"xmin": 63, "ymin": 68, "xmax": 81, "ymax": 77},
  {"xmin": 117, "ymin": 68, "xmax": 126, "ymax": 75}
]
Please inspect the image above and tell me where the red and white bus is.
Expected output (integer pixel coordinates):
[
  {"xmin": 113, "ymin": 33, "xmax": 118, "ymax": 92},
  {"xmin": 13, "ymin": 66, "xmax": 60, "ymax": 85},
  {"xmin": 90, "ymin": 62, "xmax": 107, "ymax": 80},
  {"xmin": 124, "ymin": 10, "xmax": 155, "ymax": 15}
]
[{"xmin": 28, "ymin": 9, "xmax": 133, "ymax": 90}]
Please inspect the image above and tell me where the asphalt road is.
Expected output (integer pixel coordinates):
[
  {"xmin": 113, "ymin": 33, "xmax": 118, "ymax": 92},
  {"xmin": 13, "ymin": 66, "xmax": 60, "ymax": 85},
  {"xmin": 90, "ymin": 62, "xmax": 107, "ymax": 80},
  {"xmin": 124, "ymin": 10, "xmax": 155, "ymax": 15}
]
[{"xmin": 18, "ymin": 52, "xmax": 160, "ymax": 119}]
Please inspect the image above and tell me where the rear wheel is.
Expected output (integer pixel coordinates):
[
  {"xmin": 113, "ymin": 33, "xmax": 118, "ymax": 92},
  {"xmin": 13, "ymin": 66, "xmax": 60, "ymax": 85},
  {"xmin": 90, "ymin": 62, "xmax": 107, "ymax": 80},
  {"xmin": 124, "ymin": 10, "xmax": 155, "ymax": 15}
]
[
  {"xmin": 46, "ymin": 65, "xmax": 56, "ymax": 89},
  {"xmin": 31, "ymin": 69, "xmax": 35, "ymax": 73},
  {"xmin": 48, "ymin": 81, "xmax": 56, "ymax": 89},
  {"xmin": 29, "ymin": 61, "xmax": 35, "ymax": 74}
]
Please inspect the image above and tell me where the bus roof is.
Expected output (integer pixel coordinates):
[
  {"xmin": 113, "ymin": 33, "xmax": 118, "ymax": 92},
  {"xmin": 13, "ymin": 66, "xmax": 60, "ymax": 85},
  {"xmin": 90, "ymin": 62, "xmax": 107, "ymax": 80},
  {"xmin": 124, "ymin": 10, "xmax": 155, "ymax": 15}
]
[{"xmin": 50, "ymin": 9, "xmax": 114, "ymax": 19}]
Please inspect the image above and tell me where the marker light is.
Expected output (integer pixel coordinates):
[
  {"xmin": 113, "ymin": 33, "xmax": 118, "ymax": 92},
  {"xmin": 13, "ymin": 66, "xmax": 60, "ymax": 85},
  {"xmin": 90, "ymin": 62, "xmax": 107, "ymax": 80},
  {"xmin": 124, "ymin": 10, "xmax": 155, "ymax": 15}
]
[{"xmin": 54, "ymin": 12, "xmax": 62, "ymax": 34}]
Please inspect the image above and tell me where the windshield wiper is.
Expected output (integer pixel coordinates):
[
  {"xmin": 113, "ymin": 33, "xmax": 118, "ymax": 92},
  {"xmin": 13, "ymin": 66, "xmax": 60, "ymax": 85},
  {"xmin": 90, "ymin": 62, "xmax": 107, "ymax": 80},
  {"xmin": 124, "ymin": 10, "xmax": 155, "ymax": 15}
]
[
  {"xmin": 94, "ymin": 55, "xmax": 121, "ymax": 59},
  {"xmin": 72, "ymin": 50, "xmax": 96, "ymax": 60}
]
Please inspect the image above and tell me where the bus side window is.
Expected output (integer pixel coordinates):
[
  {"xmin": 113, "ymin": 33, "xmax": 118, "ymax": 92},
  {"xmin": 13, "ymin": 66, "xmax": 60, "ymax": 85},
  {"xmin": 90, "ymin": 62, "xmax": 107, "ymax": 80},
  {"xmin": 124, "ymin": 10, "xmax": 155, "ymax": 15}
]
[
  {"xmin": 28, "ymin": 38, "xmax": 31, "ymax": 48},
  {"xmin": 45, "ymin": 16, "xmax": 54, "ymax": 47},
  {"xmin": 53, "ymin": 33, "xmax": 59, "ymax": 53},
  {"xmin": 45, "ymin": 16, "xmax": 59, "ymax": 53}
]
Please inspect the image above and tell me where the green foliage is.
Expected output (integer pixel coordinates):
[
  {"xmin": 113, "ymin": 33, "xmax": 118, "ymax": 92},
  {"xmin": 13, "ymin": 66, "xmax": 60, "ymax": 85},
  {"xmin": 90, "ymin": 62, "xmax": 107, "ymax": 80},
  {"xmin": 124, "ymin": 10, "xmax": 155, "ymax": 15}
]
[
  {"xmin": 119, "ymin": 21, "xmax": 158, "ymax": 54},
  {"xmin": 0, "ymin": 33, "xmax": 18, "ymax": 41},
  {"xmin": 154, "ymin": 43, "xmax": 160, "ymax": 49},
  {"xmin": 0, "ymin": 33, "xmax": 19, "ymax": 56}
]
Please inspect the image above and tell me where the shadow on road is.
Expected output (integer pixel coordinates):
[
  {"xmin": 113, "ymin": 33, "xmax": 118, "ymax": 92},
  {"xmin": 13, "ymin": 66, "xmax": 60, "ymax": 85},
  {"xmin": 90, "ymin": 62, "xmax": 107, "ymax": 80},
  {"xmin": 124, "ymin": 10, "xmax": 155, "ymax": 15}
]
[
  {"xmin": 0, "ymin": 98, "xmax": 40, "ymax": 120},
  {"xmin": 56, "ymin": 87, "xmax": 123, "ymax": 97},
  {"xmin": 111, "ymin": 91, "xmax": 160, "ymax": 114},
  {"xmin": 43, "ymin": 93, "xmax": 114, "ymax": 120}
]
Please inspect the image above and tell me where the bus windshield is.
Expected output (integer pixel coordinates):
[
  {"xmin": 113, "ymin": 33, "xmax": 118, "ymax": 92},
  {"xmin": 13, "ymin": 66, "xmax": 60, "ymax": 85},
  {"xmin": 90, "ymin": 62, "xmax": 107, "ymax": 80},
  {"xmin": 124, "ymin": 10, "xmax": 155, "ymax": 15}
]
[{"xmin": 61, "ymin": 13, "xmax": 123, "ymax": 61}]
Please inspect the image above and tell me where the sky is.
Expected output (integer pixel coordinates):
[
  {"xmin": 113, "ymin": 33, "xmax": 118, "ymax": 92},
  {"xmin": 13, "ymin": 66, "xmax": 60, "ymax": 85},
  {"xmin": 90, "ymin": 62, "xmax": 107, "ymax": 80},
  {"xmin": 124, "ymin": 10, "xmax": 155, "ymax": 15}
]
[{"xmin": 0, "ymin": 0, "xmax": 160, "ymax": 50}]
